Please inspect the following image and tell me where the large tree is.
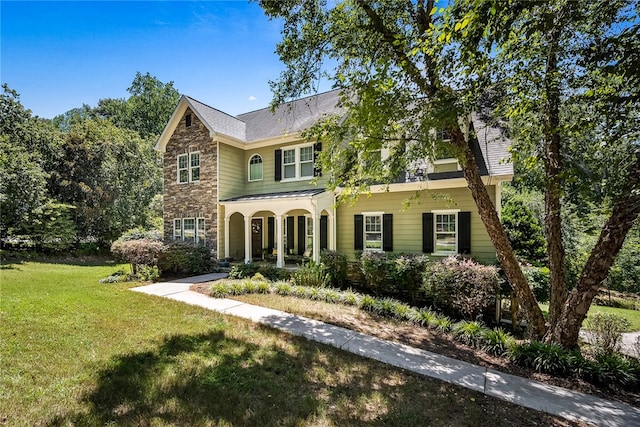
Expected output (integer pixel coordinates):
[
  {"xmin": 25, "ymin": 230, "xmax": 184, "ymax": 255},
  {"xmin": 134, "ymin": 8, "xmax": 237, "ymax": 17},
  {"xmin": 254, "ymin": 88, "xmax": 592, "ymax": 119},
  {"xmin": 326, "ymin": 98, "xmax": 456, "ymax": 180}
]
[{"xmin": 259, "ymin": 0, "xmax": 639, "ymax": 347}]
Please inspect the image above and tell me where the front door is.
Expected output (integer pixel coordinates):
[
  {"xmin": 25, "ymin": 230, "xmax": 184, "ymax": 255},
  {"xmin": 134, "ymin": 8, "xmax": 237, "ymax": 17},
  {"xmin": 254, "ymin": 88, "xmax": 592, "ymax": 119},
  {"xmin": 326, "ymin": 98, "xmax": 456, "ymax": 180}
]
[{"xmin": 251, "ymin": 218, "xmax": 263, "ymax": 259}]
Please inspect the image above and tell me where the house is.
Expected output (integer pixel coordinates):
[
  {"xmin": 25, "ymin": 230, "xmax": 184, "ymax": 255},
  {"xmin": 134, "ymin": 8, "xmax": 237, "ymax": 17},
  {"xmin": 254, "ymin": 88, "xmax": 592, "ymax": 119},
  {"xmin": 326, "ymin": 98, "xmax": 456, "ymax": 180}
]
[{"xmin": 155, "ymin": 89, "xmax": 513, "ymax": 268}]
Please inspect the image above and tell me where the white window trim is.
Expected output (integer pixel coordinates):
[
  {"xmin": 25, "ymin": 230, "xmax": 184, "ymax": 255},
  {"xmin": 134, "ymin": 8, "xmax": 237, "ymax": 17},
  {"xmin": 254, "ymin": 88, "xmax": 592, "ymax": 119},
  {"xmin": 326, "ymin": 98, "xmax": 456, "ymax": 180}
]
[
  {"xmin": 362, "ymin": 211, "xmax": 384, "ymax": 252},
  {"xmin": 280, "ymin": 142, "xmax": 316, "ymax": 182},
  {"xmin": 431, "ymin": 209, "xmax": 460, "ymax": 256},
  {"xmin": 248, "ymin": 153, "xmax": 263, "ymax": 182},
  {"xmin": 177, "ymin": 151, "xmax": 201, "ymax": 184},
  {"xmin": 173, "ymin": 217, "xmax": 205, "ymax": 244},
  {"xmin": 173, "ymin": 218, "xmax": 182, "ymax": 240}
]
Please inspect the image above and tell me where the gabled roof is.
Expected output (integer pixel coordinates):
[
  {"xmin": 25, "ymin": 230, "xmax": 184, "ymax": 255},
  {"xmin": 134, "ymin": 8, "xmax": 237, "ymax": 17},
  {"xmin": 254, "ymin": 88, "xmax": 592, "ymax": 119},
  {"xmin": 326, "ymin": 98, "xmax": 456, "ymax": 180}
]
[
  {"xmin": 155, "ymin": 90, "xmax": 342, "ymax": 152},
  {"xmin": 237, "ymin": 90, "xmax": 342, "ymax": 141},
  {"xmin": 155, "ymin": 89, "xmax": 513, "ymax": 178}
]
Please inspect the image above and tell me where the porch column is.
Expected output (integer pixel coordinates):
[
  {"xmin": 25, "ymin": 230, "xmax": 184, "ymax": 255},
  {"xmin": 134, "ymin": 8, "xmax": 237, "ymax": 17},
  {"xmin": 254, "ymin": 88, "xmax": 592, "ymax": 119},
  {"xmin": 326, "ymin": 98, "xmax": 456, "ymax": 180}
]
[
  {"xmin": 313, "ymin": 213, "xmax": 321, "ymax": 264},
  {"xmin": 224, "ymin": 216, "xmax": 230, "ymax": 260},
  {"xmin": 329, "ymin": 213, "xmax": 335, "ymax": 250},
  {"xmin": 275, "ymin": 214, "xmax": 283, "ymax": 268},
  {"xmin": 244, "ymin": 215, "xmax": 251, "ymax": 264}
]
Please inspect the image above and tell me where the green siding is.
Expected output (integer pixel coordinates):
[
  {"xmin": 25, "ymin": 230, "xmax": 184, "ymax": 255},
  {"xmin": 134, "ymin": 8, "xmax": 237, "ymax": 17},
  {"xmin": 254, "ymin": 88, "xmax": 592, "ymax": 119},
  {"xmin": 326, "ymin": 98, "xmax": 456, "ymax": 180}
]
[
  {"xmin": 244, "ymin": 142, "xmax": 329, "ymax": 195},
  {"xmin": 218, "ymin": 143, "xmax": 245, "ymax": 200},
  {"xmin": 336, "ymin": 187, "xmax": 498, "ymax": 263}
]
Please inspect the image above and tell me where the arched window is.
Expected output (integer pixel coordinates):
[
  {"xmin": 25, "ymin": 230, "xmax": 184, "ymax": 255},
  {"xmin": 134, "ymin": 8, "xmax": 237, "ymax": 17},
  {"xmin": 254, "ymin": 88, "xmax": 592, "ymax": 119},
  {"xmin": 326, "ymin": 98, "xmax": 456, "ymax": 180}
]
[{"xmin": 249, "ymin": 154, "xmax": 263, "ymax": 181}]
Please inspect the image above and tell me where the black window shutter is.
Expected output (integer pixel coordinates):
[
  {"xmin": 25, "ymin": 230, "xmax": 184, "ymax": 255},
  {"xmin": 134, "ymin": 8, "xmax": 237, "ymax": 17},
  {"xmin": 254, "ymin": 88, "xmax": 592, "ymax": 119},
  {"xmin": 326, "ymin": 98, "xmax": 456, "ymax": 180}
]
[
  {"xmin": 297, "ymin": 216, "xmax": 306, "ymax": 255},
  {"xmin": 320, "ymin": 215, "xmax": 328, "ymax": 250},
  {"xmin": 274, "ymin": 149, "xmax": 282, "ymax": 181},
  {"xmin": 314, "ymin": 142, "xmax": 322, "ymax": 177},
  {"xmin": 354, "ymin": 214, "xmax": 364, "ymax": 251},
  {"xmin": 382, "ymin": 213, "xmax": 393, "ymax": 252},
  {"xmin": 458, "ymin": 211, "xmax": 472, "ymax": 254},
  {"xmin": 422, "ymin": 213, "xmax": 434, "ymax": 253},
  {"xmin": 286, "ymin": 217, "xmax": 295, "ymax": 253},
  {"xmin": 267, "ymin": 217, "xmax": 275, "ymax": 253}
]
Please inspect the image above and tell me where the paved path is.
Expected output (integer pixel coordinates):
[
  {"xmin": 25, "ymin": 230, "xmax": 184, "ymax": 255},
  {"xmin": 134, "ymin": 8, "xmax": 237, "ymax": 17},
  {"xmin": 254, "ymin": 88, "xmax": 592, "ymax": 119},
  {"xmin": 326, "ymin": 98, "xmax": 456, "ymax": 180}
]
[{"xmin": 133, "ymin": 276, "xmax": 640, "ymax": 427}]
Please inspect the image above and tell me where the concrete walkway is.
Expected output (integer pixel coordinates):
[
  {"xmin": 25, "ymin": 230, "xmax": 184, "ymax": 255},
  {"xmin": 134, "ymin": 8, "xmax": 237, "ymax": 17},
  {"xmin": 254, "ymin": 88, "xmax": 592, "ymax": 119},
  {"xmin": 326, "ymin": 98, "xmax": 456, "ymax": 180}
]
[{"xmin": 133, "ymin": 276, "xmax": 640, "ymax": 427}]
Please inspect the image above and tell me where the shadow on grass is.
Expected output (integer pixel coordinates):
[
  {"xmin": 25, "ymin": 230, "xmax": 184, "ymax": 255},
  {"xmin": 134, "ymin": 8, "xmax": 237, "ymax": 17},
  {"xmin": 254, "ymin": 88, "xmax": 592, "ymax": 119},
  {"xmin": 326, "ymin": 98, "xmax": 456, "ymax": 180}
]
[
  {"xmin": 43, "ymin": 326, "xmax": 568, "ymax": 426},
  {"xmin": 45, "ymin": 329, "xmax": 432, "ymax": 426}
]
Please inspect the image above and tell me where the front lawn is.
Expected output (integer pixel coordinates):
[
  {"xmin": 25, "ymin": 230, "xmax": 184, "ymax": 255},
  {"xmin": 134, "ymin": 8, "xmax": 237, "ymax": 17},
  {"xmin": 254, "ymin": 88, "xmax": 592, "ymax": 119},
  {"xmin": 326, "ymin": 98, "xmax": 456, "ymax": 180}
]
[
  {"xmin": 539, "ymin": 303, "xmax": 640, "ymax": 332},
  {"xmin": 1, "ymin": 260, "xmax": 577, "ymax": 426}
]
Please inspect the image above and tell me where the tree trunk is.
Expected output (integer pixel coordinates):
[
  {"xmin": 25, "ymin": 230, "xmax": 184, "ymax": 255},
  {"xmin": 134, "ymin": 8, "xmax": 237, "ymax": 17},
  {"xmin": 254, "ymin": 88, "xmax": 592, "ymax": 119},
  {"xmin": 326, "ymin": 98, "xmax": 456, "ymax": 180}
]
[
  {"xmin": 542, "ymin": 29, "xmax": 568, "ymax": 330},
  {"xmin": 546, "ymin": 157, "xmax": 640, "ymax": 347},
  {"xmin": 450, "ymin": 128, "xmax": 547, "ymax": 339}
]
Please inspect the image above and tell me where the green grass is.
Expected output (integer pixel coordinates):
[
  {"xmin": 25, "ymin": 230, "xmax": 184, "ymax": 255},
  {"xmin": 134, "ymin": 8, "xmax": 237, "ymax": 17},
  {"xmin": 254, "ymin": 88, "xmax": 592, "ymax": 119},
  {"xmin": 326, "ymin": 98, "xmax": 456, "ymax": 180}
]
[
  {"xmin": 1, "ymin": 260, "xmax": 572, "ymax": 426},
  {"xmin": 539, "ymin": 303, "xmax": 640, "ymax": 332}
]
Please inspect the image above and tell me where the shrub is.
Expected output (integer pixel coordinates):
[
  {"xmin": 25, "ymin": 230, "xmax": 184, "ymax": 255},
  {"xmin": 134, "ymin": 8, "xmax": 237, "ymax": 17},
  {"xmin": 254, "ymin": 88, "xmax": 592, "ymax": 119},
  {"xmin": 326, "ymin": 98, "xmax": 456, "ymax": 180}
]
[
  {"xmin": 584, "ymin": 312, "xmax": 631, "ymax": 356},
  {"xmin": 340, "ymin": 289, "xmax": 360, "ymax": 306},
  {"xmin": 137, "ymin": 265, "xmax": 161, "ymax": 282},
  {"xmin": 359, "ymin": 251, "xmax": 393, "ymax": 296},
  {"xmin": 228, "ymin": 263, "xmax": 260, "ymax": 279},
  {"xmin": 110, "ymin": 238, "xmax": 164, "ymax": 274},
  {"xmin": 452, "ymin": 321, "xmax": 487, "ymax": 348},
  {"xmin": 275, "ymin": 281, "xmax": 293, "ymax": 296},
  {"xmin": 509, "ymin": 341, "xmax": 573, "ymax": 376},
  {"xmin": 157, "ymin": 243, "xmax": 215, "ymax": 276},
  {"xmin": 482, "ymin": 328, "xmax": 515, "ymax": 356},
  {"xmin": 582, "ymin": 353, "xmax": 639, "ymax": 388},
  {"xmin": 320, "ymin": 250, "xmax": 349, "ymax": 288},
  {"xmin": 522, "ymin": 266, "xmax": 550, "ymax": 303},
  {"xmin": 257, "ymin": 264, "xmax": 290, "ymax": 281},
  {"xmin": 422, "ymin": 256, "xmax": 499, "ymax": 320},
  {"xmin": 210, "ymin": 282, "xmax": 231, "ymax": 297},
  {"xmin": 391, "ymin": 254, "xmax": 430, "ymax": 304},
  {"xmin": 292, "ymin": 260, "xmax": 328, "ymax": 288},
  {"xmin": 118, "ymin": 227, "xmax": 162, "ymax": 242}
]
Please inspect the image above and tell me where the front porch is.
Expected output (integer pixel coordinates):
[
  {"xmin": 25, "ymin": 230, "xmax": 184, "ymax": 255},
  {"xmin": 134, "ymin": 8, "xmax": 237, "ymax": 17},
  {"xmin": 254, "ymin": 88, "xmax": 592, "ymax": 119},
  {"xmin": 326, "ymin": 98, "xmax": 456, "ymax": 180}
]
[{"xmin": 220, "ymin": 189, "xmax": 336, "ymax": 268}]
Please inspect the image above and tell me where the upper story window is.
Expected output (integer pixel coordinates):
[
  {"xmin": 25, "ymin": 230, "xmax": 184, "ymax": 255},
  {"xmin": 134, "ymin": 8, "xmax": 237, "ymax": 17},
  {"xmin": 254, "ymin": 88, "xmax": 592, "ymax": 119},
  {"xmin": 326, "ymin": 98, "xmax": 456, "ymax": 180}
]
[
  {"xmin": 177, "ymin": 152, "xmax": 200, "ymax": 184},
  {"xmin": 281, "ymin": 144, "xmax": 315, "ymax": 181},
  {"xmin": 249, "ymin": 154, "xmax": 263, "ymax": 181},
  {"xmin": 185, "ymin": 114, "xmax": 192, "ymax": 127}
]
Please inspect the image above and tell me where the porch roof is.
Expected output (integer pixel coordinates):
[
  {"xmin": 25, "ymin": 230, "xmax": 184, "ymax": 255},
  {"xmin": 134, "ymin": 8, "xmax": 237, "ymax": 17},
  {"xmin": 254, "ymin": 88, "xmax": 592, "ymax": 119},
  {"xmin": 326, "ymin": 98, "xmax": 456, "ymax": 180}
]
[{"xmin": 221, "ymin": 188, "xmax": 327, "ymax": 203}]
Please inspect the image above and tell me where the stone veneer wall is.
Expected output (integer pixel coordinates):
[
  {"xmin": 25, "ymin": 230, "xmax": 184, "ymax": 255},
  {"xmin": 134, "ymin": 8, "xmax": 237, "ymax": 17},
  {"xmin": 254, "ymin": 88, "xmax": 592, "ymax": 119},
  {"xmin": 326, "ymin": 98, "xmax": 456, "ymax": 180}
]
[{"xmin": 163, "ymin": 108, "xmax": 218, "ymax": 254}]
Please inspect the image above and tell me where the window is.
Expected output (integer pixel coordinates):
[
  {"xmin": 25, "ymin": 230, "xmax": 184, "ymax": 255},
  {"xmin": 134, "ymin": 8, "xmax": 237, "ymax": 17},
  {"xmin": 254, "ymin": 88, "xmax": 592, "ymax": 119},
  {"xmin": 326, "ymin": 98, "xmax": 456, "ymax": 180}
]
[
  {"xmin": 174, "ymin": 217, "xmax": 205, "ymax": 243},
  {"xmin": 177, "ymin": 152, "xmax": 201, "ymax": 184},
  {"xmin": 183, "ymin": 218, "xmax": 196, "ymax": 242},
  {"xmin": 283, "ymin": 217, "xmax": 288, "ymax": 254},
  {"xmin": 364, "ymin": 214, "xmax": 383, "ymax": 250},
  {"xmin": 300, "ymin": 146, "xmax": 314, "ymax": 177},
  {"xmin": 434, "ymin": 212, "xmax": 457, "ymax": 254},
  {"xmin": 249, "ymin": 154, "xmax": 263, "ymax": 181},
  {"xmin": 174, "ymin": 219, "xmax": 182, "ymax": 240},
  {"xmin": 197, "ymin": 218, "xmax": 206, "ymax": 244},
  {"xmin": 185, "ymin": 114, "xmax": 192, "ymax": 127},
  {"xmin": 305, "ymin": 216, "xmax": 313, "ymax": 253},
  {"xmin": 280, "ymin": 144, "xmax": 316, "ymax": 181},
  {"xmin": 283, "ymin": 148, "xmax": 296, "ymax": 179}
]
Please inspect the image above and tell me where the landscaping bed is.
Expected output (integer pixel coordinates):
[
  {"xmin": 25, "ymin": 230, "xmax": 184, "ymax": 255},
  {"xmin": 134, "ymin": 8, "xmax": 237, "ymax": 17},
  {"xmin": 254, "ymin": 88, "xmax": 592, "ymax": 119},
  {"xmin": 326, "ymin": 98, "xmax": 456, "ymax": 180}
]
[{"xmin": 192, "ymin": 281, "xmax": 640, "ymax": 408}]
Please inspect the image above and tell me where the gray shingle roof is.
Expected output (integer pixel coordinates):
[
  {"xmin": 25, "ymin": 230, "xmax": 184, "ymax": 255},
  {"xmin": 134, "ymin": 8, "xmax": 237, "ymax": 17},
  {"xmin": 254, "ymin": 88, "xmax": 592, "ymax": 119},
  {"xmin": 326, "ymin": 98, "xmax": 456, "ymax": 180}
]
[
  {"xmin": 237, "ymin": 89, "xmax": 342, "ymax": 141},
  {"xmin": 185, "ymin": 96, "xmax": 246, "ymax": 141},
  {"xmin": 183, "ymin": 90, "xmax": 512, "ymax": 177}
]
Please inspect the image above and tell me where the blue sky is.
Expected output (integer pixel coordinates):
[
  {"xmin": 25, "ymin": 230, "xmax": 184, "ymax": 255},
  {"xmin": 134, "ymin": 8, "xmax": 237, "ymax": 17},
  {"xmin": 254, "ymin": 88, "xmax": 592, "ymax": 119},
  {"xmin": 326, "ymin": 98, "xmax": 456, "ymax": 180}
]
[{"xmin": 1, "ymin": 0, "xmax": 313, "ymax": 119}]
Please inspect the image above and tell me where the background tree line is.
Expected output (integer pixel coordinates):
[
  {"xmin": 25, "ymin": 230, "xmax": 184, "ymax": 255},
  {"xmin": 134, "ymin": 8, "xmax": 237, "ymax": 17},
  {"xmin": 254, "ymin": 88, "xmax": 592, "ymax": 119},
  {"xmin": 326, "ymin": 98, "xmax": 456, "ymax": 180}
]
[{"xmin": 0, "ymin": 72, "xmax": 178, "ymax": 251}]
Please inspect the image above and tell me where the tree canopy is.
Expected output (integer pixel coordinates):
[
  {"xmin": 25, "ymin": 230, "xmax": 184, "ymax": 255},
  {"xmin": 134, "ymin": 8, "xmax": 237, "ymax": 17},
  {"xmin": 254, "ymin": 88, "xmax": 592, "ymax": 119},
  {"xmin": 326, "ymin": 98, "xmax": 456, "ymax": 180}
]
[{"xmin": 259, "ymin": 0, "xmax": 640, "ymax": 347}]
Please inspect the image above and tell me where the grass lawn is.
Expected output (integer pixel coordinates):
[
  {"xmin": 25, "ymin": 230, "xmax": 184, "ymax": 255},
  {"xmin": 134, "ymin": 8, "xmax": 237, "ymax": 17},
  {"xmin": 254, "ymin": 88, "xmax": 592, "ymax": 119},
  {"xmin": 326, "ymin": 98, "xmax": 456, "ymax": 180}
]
[
  {"xmin": 539, "ymin": 303, "xmax": 640, "ymax": 332},
  {"xmin": 1, "ymin": 261, "xmax": 578, "ymax": 426}
]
